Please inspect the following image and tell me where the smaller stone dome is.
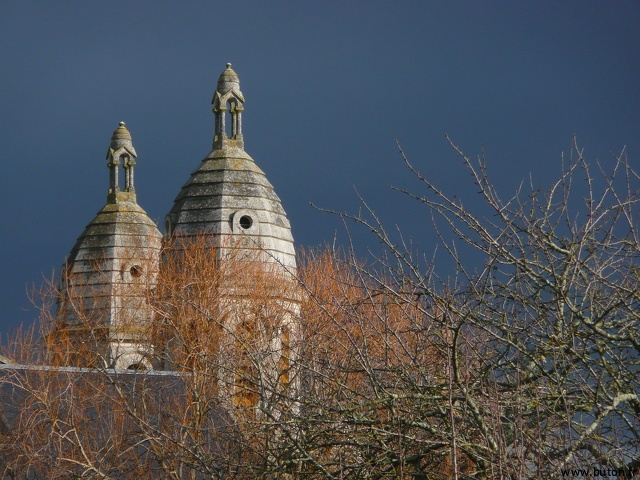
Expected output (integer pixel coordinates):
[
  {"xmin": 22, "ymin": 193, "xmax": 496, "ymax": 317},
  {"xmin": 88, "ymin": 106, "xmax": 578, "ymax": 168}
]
[
  {"xmin": 56, "ymin": 122, "xmax": 162, "ymax": 370},
  {"xmin": 216, "ymin": 63, "xmax": 242, "ymax": 96},
  {"xmin": 110, "ymin": 121, "xmax": 136, "ymax": 155}
]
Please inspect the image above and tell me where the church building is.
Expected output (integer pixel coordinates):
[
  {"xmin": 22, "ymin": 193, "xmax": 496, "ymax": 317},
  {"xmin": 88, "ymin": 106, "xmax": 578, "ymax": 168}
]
[{"xmin": 52, "ymin": 64, "xmax": 299, "ymax": 373}]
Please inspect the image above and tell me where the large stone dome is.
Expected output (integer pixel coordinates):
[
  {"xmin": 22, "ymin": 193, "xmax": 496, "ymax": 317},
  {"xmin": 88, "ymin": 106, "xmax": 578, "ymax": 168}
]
[{"xmin": 166, "ymin": 65, "xmax": 296, "ymax": 271}]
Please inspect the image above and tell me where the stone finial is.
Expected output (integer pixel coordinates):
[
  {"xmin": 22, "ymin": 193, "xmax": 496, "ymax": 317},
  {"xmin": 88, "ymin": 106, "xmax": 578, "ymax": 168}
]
[
  {"xmin": 106, "ymin": 121, "xmax": 138, "ymax": 203},
  {"xmin": 212, "ymin": 63, "xmax": 245, "ymax": 150},
  {"xmin": 216, "ymin": 63, "xmax": 242, "ymax": 96},
  {"xmin": 109, "ymin": 121, "xmax": 137, "ymax": 155}
]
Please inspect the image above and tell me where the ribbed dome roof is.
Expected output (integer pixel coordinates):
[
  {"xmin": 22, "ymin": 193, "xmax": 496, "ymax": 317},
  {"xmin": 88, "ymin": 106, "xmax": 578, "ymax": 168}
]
[
  {"xmin": 166, "ymin": 148, "xmax": 296, "ymax": 270},
  {"xmin": 68, "ymin": 200, "xmax": 161, "ymax": 271},
  {"xmin": 167, "ymin": 64, "xmax": 296, "ymax": 271},
  {"xmin": 216, "ymin": 63, "xmax": 242, "ymax": 96},
  {"xmin": 60, "ymin": 123, "xmax": 162, "ymax": 327},
  {"xmin": 109, "ymin": 121, "xmax": 137, "ymax": 156}
]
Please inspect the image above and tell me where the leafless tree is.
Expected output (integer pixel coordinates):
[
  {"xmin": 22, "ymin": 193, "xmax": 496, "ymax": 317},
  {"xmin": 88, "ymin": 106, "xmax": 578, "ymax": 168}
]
[
  {"xmin": 1, "ymin": 139, "xmax": 638, "ymax": 479},
  {"xmin": 0, "ymin": 236, "xmax": 301, "ymax": 479},
  {"xmin": 307, "ymin": 137, "xmax": 640, "ymax": 477}
]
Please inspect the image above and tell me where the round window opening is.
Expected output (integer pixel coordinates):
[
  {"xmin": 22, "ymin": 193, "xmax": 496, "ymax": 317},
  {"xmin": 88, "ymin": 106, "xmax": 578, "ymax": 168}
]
[
  {"xmin": 239, "ymin": 215, "xmax": 253, "ymax": 229},
  {"xmin": 130, "ymin": 265, "xmax": 143, "ymax": 278}
]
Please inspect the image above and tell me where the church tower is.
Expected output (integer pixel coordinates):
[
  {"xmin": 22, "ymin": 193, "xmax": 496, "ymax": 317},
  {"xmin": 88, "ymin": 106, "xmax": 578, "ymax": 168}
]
[
  {"xmin": 53, "ymin": 123, "xmax": 162, "ymax": 370},
  {"xmin": 164, "ymin": 64, "xmax": 296, "ymax": 272},
  {"xmin": 162, "ymin": 65, "xmax": 300, "ymax": 404},
  {"xmin": 49, "ymin": 65, "xmax": 299, "ymax": 400}
]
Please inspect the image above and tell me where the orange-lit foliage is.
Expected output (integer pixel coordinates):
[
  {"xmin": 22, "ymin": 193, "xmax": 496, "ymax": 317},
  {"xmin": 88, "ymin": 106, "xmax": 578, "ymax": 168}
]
[
  {"xmin": 2, "ymin": 240, "xmax": 470, "ymax": 478},
  {"xmin": 295, "ymin": 247, "xmax": 475, "ymax": 478}
]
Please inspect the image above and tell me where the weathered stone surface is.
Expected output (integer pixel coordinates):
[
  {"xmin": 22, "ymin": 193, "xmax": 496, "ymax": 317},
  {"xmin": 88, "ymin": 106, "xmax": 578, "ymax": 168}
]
[
  {"xmin": 57, "ymin": 123, "xmax": 162, "ymax": 371},
  {"xmin": 53, "ymin": 66, "xmax": 299, "ymax": 374},
  {"xmin": 167, "ymin": 65, "xmax": 297, "ymax": 272}
]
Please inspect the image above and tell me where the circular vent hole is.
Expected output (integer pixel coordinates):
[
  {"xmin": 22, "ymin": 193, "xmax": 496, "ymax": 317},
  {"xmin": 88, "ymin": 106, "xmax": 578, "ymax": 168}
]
[
  {"xmin": 239, "ymin": 215, "xmax": 253, "ymax": 229},
  {"xmin": 130, "ymin": 265, "xmax": 143, "ymax": 278}
]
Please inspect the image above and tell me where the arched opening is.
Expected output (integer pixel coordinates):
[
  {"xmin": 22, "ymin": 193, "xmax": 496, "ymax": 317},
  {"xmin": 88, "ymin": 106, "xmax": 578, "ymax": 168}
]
[
  {"xmin": 119, "ymin": 154, "xmax": 129, "ymax": 191},
  {"xmin": 226, "ymin": 100, "xmax": 236, "ymax": 138},
  {"xmin": 127, "ymin": 362, "xmax": 146, "ymax": 371},
  {"xmin": 234, "ymin": 322, "xmax": 260, "ymax": 408},
  {"xmin": 279, "ymin": 326, "xmax": 291, "ymax": 389}
]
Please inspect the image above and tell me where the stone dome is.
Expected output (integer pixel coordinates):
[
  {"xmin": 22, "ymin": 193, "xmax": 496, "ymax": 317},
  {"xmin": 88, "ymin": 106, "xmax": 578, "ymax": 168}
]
[
  {"xmin": 216, "ymin": 63, "xmax": 242, "ymax": 96},
  {"xmin": 167, "ymin": 64, "xmax": 295, "ymax": 271},
  {"xmin": 166, "ymin": 148, "xmax": 296, "ymax": 270},
  {"xmin": 109, "ymin": 121, "xmax": 137, "ymax": 155},
  {"xmin": 57, "ymin": 123, "xmax": 162, "ymax": 370}
]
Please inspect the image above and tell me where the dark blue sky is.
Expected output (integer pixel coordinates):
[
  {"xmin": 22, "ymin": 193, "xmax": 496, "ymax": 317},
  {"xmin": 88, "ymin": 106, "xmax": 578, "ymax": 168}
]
[{"xmin": 0, "ymin": 1, "xmax": 638, "ymax": 337}]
